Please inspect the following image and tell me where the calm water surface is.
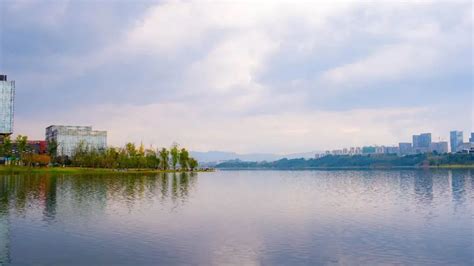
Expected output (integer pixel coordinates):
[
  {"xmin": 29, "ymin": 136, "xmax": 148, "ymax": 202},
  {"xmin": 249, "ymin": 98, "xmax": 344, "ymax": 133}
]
[{"xmin": 0, "ymin": 170, "xmax": 473, "ymax": 265}]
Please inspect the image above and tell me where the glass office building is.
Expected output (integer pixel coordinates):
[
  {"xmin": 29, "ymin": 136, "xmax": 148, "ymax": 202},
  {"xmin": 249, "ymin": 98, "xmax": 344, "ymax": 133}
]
[
  {"xmin": 46, "ymin": 125, "xmax": 107, "ymax": 157},
  {"xmin": 0, "ymin": 75, "xmax": 15, "ymax": 136},
  {"xmin": 412, "ymin": 133, "xmax": 432, "ymax": 153},
  {"xmin": 450, "ymin": 131, "xmax": 463, "ymax": 153}
]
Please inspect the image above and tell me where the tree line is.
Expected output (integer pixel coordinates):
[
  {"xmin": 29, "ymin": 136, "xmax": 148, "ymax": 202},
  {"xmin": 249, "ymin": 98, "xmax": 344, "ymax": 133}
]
[
  {"xmin": 0, "ymin": 135, "xmax": 199, "ymax": 171},
  {"xmin": 69, "ymin": 142, "xmax": 198, "ymax": 171},
  {"xmin": 0, "ymin": 135, "xmax": 51, "ymax": 166},
  {"xmin": 216, "ymin": 153, "xmax": 474, "ymax": 169}
]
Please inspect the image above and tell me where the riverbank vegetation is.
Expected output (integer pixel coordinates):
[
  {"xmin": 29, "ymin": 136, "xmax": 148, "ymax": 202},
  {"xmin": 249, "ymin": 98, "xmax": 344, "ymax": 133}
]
[
  {"xmin": 0, "ymin": 135, "xmax": 202, "ymax": 172},
  {"xmin": 0, "ymin": 166, "xmax": 213, "ymax": 174},
  {"xmin": 215, "ymin": 153, "xmax": 474, "ymax": 169}
]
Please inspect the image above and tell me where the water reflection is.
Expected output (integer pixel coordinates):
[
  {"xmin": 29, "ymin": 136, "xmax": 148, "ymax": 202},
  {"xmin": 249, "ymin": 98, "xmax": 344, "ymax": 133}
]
[
  {"xmin": 414, "ymin": 170, "xmax": 433, "ymax": 204},
  {"xmin": 0, "ymin": 178, "xmax": 11, "ymax": 265},
  {"xmin": 451, "ymin": 170, "xmax": 466, "ymax": 205},
  {"xmin": 0, "ymin": 170, "xmax": 472, "ymax": 265},
  {"xmin": 0, "ymin": 172, "xmax": 197, "ymax": 219}
]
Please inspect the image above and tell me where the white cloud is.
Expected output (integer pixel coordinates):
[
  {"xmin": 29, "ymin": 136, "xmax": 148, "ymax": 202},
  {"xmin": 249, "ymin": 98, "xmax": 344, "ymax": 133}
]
[
  {"xmin": 319, "ymin": 43, "xmax": 438, "ymax": 89},
  {"xmin": 7, "ymin": 0, "xmax": 473, "ymax": 153},
  {"xmin": 15, "ymin": 102, "xmax": 470, "ymax": 154}
]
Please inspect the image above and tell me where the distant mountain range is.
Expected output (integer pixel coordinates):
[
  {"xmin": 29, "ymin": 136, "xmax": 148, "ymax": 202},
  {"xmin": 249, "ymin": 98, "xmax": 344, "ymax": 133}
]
[{"xmin": 190, "ymin": 150, "xmax": 322, "ymax": 164}]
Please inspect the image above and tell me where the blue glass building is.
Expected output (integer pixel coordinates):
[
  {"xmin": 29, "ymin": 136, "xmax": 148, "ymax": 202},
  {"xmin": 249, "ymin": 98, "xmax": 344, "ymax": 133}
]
[{"xmin": 0, "ymin": 75, "xmax": 15, "ymax": 136}]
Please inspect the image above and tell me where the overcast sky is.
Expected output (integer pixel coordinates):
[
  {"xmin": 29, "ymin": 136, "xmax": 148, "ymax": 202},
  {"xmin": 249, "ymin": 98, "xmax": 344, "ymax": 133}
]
[{"xmin": 0, "ymin": 0, "xmax": 472, "ymax": 153}]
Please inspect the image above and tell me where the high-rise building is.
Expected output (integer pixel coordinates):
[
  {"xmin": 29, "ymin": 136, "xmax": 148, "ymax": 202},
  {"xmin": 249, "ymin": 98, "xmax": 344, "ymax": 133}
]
[
  {"xmin": 46, "ymin": 125, "xmax": 107, "ymax": 157},
  {"xmin": 398, "ymin": 142, "xmax": 412, "ymax": 156},
  {"xmin": 412, "ymin": 133, "xmax": 431, "ymax": 153},
  {"xmin": 450, "ymin": 131, "xmax": 463, "ymax": 153},
  {"xmin": 470, "ymin": 133, "xmax": 474, "ymax": 143},
  {"xmin": 384, "ymin": 146, "xmax": 399, "ymax": 154},
  {"xmin": 362, "ymin": 146, "xmax": 376, "ymax": 154},
  {"xmin": 430, "ymin": 142, "xmax": 448, "ymax": 154},
  {"xmin": 0, "ymin": 75, "xmax": 15, "ymax": 138}
]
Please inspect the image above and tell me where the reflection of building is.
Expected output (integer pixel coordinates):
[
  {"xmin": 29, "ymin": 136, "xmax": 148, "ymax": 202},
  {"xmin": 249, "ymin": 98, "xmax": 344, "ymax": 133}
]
[
  {"xmin": 46, "ymin": 125, "xmax": 107, "ymax": 157},
  {"xmin": 414, "ymin": 171, "xmax": 433, "ymax": 203},
  {"xmin": 450, "ymin": 131, "xmax": 463, "ymax": 153},
  {"xmin": 0, "ymin": 74, "xmax": 15, "ymax": 139},
  {"xmin": 430, "ymin": 141, "xmax": 448, "ymax": 154},
  {"xmin": 451, "ymin": 171, "xmax": 465, "ymax": 204},
  {"xmin": 413, "ymin": 133, "xmax": 431, "ymax": 154}
]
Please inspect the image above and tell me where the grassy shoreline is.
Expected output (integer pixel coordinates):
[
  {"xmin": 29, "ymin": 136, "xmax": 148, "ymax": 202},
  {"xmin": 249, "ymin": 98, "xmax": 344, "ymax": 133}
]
[{"xmin": 0, "ymin": 166, "xmax": 214, "ymax": 175}]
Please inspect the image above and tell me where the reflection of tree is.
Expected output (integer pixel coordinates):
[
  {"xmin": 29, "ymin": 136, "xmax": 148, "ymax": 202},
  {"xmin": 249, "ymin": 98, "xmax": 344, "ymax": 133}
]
[
  {"xmin": 172, "ymin": 173, "xmax": 178, "ymax": 202},
  {"xmin": 43, "ymin": 175, "xmax": 57, "ymax": 221},
  {"xmin": 0, "ymin": 172, "xmax": 199, "ymax": 224}
]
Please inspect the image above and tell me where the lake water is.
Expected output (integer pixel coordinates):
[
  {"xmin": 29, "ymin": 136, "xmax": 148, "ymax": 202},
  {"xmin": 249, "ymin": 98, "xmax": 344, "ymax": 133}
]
[{"xmin": 0, "ymin": 170, "xmax": 472, "ymax": 265}]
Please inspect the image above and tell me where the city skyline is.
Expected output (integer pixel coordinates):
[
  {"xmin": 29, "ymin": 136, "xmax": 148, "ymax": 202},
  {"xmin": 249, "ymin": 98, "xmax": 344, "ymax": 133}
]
[{"xmin": 1, "ymin": 1, "xmax": 473, "ymax": 154}]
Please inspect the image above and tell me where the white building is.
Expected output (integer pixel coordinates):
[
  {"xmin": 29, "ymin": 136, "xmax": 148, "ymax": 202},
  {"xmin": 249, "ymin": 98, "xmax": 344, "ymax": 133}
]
[{"xmin": 46, "ymin": 125, "xmax": 107, "ymax": 157}]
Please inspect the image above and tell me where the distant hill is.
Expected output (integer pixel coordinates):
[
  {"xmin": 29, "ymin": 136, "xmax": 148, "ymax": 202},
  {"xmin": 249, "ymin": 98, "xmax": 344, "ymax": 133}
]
[{"xmin": 190, "ymin": 150, "xmax": 322, "ymax": 163}]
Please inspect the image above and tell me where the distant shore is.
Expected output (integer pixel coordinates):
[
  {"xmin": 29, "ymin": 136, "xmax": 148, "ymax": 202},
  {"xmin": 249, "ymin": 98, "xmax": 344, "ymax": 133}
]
[
  {"xmin": 0, "ymin": 166, "xmax": 215, "ymax": 175},
  {"xmin": 216, "ymin": 165, "xmax": 474, "ymax": 170}
]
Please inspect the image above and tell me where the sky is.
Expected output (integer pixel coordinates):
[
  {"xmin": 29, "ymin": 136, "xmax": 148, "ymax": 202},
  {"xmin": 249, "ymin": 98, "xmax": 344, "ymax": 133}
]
[{"xmin": 0, "ymin": 0, "xmax": 472, "ymax": 154}]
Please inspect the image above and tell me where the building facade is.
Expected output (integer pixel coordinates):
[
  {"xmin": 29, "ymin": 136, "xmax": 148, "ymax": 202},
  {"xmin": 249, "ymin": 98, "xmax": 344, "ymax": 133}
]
[
  {"xmin": 12, "ymin": 140, "xmax": 48, "ymax": 158},
  {"xmin": 470, "ymin": 133, "xmax": 474, "ymax": 143},
  {"xmin": 45, "ymin": 126, "xmax": 107, "ymax": 157},
  {"xmin": 430, "ymin": 141, "xmax": 448, "ymax": 154},
  {"xmin": 412, "ymin": 133, "xmax": 431, "ymax": 154},
  {"xmin": 398, "ymin": 142, "xmax": 413, "ymax": 156},
  {"xmin": 450, "ymin": 131, "xmax": 463, "ymax": 153},
  {"xmin": 456, "ymin": 142, "xmax": 474, "ymax": 153},
  {"xmin": 384, "ymin": 146, "xmax": 399, "ymax": 155},
  {"xmin": 0, "ymin": 75, "xmax": 15, "ymax": 138}
]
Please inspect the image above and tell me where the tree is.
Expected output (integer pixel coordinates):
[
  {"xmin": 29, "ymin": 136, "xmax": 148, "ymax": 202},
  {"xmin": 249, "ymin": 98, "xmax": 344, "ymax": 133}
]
[
  {"xmin": 125, "ymin": 143, "xmax": 137, "ymax": 157},
  {"xmin": 23, "ymin": 154, "xmax": 51, "ymax": 167},
  {"xmin": 179, "ymin": 148, "xmax": 189, "ymax": 170},
  {"xmin": 72, "ymin": 141, "xmax": 89, "ymax": 167},
  {"xmin": 145, "ymin": 149, "xmax": 160, "ymax": 169},
  {"xmin": 47, "ymin": 139, "xmax": 58, "ymax": 161},
  {"xmin": 3, "ymin": 136, "xmax": 12, "ymax": 164},
  {"xmin": 170, "ymin": 144, "xmax": 179, "ymax": 170},
  {"xmin": 159, "ymin": 148, "xmax": 170, "ymax": 170},
  {"xmin": 188, "ymin": 158, "xmax": 198, "ymax": 171},
  {"xmin": 16, "ymin": 135, "xmax": 28, "ymax": 165}
]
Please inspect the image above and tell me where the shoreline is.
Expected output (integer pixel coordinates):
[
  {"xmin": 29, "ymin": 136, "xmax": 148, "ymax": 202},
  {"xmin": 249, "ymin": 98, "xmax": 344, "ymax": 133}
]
[
  {"xmin": 0, "ymin": 166, "xmax": 215, "ymax": 175},
  {"xmin": 216, "ymin": 165, "xmax": 474, "ymax": 170}
]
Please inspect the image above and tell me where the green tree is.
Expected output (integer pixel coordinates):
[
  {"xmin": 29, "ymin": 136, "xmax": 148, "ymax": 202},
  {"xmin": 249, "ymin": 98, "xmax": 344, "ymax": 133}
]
[
  {"xmin": 125, "ymin": 143, "xmax": 137, "ymax": 157},
  {"xmin": 47, "ymin": 139, "xmax": 58, "ymax": 161},
  {"xmin": 188, "ymin": 158, "xmax": 198, "ymax": 171},
  {"xmin": 159, "ymin": 148, "xmax": 170, "ymax": 170},
  {"xmin": 145, "ymin": 149, "xmax": 160, "ymax": 169},
  {"xmin": 179, "ymin": 148, "xmax": 189, "ymax": 170},
  {"xmin": 170, "ymin": 144, "xmax": 179, "ymax": 170},
  {"xmin": 16, "ymin": 135, "xmax": 28, "ymax": 165},
  {"xmin": 3, "ymin": 136, "xmax": 12, "ymax": 164}
]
